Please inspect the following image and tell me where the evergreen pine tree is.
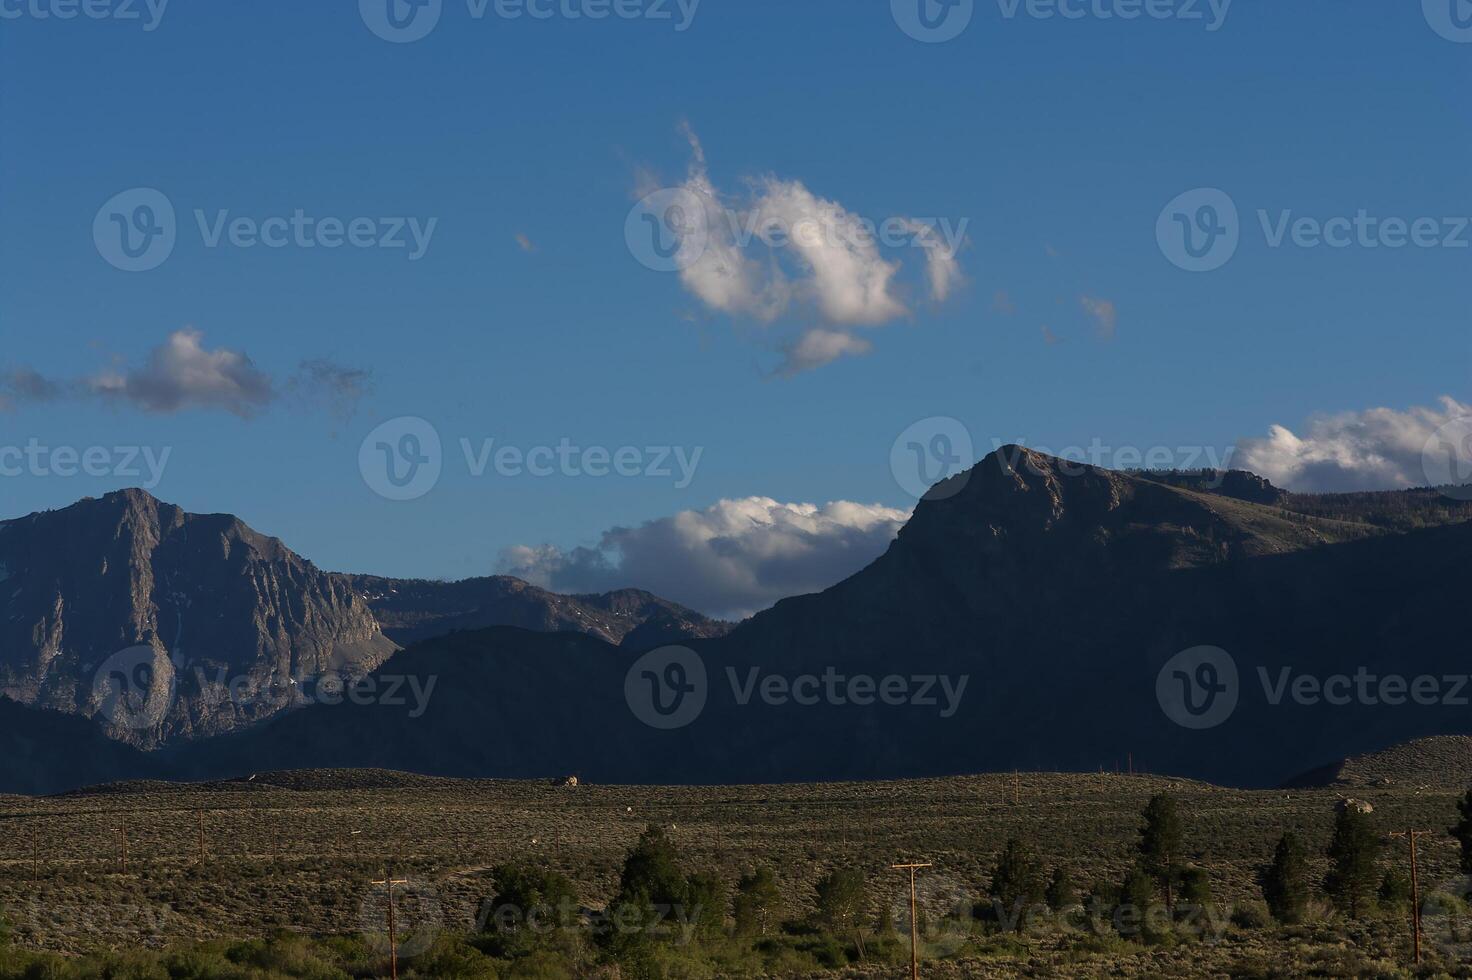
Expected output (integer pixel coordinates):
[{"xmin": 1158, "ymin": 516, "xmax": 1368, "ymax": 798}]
[
  {"xmin": 1451, "ymin": 789, "xmax": 1472, "ymax": 873},
  {"xmin": 1045, "ymin": 865, "xmax": 1079, "ymax": 911},
  {"xmin": 988, "ymin": 837, "xmax": 1046, "ymax": 933},
  {"xmin": 1260, "ymin": 832, "xmax": 1311, "ymax": 925},
  {"xmin": 1324, "ymin": 807, "xmax": 1382, "ymax": 919},
  {"xmin": 1137, "ymin": 793, "xmax": 1185, "ymax": 911}
]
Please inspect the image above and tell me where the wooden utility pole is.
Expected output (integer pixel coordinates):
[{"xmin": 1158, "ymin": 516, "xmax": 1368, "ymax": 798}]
[
  {"xmin": 371, "ymin": 870, "xmax": 409, "ymax": 980},
  {"xmin": 197, "ymin": 811, "xmax": 207, "ymax": 865},
  {"xmin": 1012, "ymin": 771, "xmax": 1020, "ymax": 805},
  {"xmin": 1388, "ymin": 830, "xmax": 1434, "ymax": 966},
  {"xmin": 891, "ymin": 862, "xmax": 932, "ymax": 980}
]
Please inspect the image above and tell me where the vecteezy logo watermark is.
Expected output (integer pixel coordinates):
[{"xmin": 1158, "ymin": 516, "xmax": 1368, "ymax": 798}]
[
  {"xmin": 1422, "ymin": 875, "xmax": 1472, "ymax": 959},
  {"xmin": 0, "ymin": 0, "xmax": 169, "ymax": 30},
  {"xmin": 360, "ymin": 417, "xmax": 443, "ymax": 501},
  {"xmin": 0, "ymin": 441, "xmax": 171, "ymax": 487},
  {"xmin": 360, "ymin": 878, "xmax": 443, "ymax": 961},
  {"xmin": 359, "ymin": 0, "xmax": 443, "ymax": 43},
  {"xmin": 359, "ymin": 417, "xmax": 705, "ymax": 500},
  {"xmin": 625, "ymin": 189, "xmax": 969, "ymax": 276},
  {"xmin": 1422, "ymin": 417, "xmax": 1472, "ymax": 501},
  {"xmin": 1423, "ymin": 0, "xmax": 1472, "ymax": 43},
  {"xmin": 624, "ymin": 644, "xmax": 709, "ymax": 729},
  {"xmin": 625, "ymin": 187, "xmax": 709, "ymax": 273},
  {"xmin": 892, "ymin": 873, "xmax": 974, "ymax": 958},
  {"xmin": 891, "ymin": 417, "xmax": 974, "ymax": 501},
  {"xmin": 625, "ymin": 645, "xmax": 708, "ymax": 730},
  {"xmin": 1157, "ymin": 188, "xmax": 1239, "ymax": 273},
  {"xmin": 1158, "ymin": 188, "xmax": 1471, "ymax": 272},
  {"xmin": 1156, "ymin": 646, "xmax": 1238, "ymax": 730},
  {"xmin": 360, "ymin": 0, "xmax": 700, "ymax": 43},
  {"xmin": 92, "ymin": 638, "xmax": 439, "ymax": 732},
  {"xmin": 624, "ymin": 646, "xmax": 970, "ymax": 729},
  {"xmin": 891, "ymin": 0, "xmax": 974, "ymax": 43},
  {"xmin": 92, "ymin": 644, "xmax": 180, "ymax": 730},
  {"xmin": 94, "ymin": 188, "xmax": 177, "ymax": 273},
  {"xmin": 94, "ymin": 188, "xmax": 438, "ymax": 272},
  {"xmin": 1158, "ymin": 649, "xmax": 1472, "ymax": 729}
]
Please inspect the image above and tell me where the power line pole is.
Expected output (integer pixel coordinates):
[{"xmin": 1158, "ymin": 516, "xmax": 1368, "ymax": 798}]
[
  {"xmin": 1388, "ymin": 830, "xmax": 1435, "ymax": 967},
  {"xmin": 891, "ymin": 862, "xmax": 932, "ymax": 980},
  {"xmin": 371, "ymin": 869, "xmax": 409, "ymax": 980},
  {"xmin": 197, "ymin": 811, "xmax": 207, "ymax": 866},
  {"xmin": 118, "ymin": 815, "xmax": 129, "ymax": 874}
]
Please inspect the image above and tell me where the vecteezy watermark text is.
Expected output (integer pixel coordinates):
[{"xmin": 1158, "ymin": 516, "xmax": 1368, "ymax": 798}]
[
  {"xmin": 0, "ymin": 0, "xmax": 168, "ymax": 30},
  {"xmin": 359, "ymin": 0, "xmax": 700, "ymax": 43},
  {"xmin": 891, "ymin": 0, "xmax": 1231, "ymax": 43},
  {"xmin": 92, "ymin": 641, "xmax": 439, "ymax": 731},
  {"xmin": 990, "ymin": 438, "xmax": 1236, "ymax": 478},
  {"xmin": 624, "ymin": 646, "xmax": 969, "ymax": 729},
  {"xmin": 625, "ymin": 187, "xmax": 968, "ymax": 274},
  {"xmin": 94, "ymin": 188, "xmax": 437, "ymax": 272},
  {"xmin": 1158, "ymin": 646, "xmax": 1472, "ymax": 730},
  {"xmin": 0, "ymin": 441, "xmax": 170, "ymax": 488},
  {"xmin": 1157, "ymin": 187, "xmax": 1469, "ymax": 272},
  {"xmin": 358, "ymin": 416, "xmax": 703, "ymax": 501},
  {"xmin": 477, "ymin": 896, "xmax": 706, "ymax": 945}
]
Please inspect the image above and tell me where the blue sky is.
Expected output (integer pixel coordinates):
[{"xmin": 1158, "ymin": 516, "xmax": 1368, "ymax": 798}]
[{"xmin": 1, "ymin": 1, "xmax": 1469, "ymax": 615}]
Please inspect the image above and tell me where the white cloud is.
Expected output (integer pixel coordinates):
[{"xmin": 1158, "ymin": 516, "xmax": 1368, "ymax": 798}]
[
  {"xmin": 778, "ymin": 329, "xmax": 874, "ymax": 375},
  {"xmin": 0, "ymin": 329, "xmax": 372, "ymax": 420},
  {"xmin": 88, "ymin": 328, "xmax": 274, "ymax": 417},
  {"xmin": 498, "ymin": 496, "xmax": 911, "ymax": 620},
  {"xmin": 897, "ymin": 217, "xmax": 964, "ymax": 304},
  {"xmin": 651, "ymin": 125, "xmax": 965, "ymax": 374},
  {"xmin": 1235, "ymin": 397, "xmax": 1472, "ymax": 492}
]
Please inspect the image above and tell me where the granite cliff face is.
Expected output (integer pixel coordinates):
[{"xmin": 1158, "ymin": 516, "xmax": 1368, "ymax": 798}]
[
  {"xmin": 0, "ymin": 490, "xmax": 397, "ymax": 747},
  {"xmin": 0, "ymin": 491, "xmax": 727, "ymax": 757}
]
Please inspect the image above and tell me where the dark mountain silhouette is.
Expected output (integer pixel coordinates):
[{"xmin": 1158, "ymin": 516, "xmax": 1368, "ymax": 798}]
[
  {"xmin": 156, "ymin": 448, "xmax": 1472, "ymax": 792},
  {"xmin": 0, "ymin": 697, "xmax": 156, "ymax": 795},
  {"xmin": 9, "ymin": 450, "xmax": 1472, "ymax": 794}
]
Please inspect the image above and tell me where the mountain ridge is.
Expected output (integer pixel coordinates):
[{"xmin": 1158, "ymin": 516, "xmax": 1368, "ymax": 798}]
[{"xmin": 154, "ymin": 447, "xmax": 1472, "ymax": 791}]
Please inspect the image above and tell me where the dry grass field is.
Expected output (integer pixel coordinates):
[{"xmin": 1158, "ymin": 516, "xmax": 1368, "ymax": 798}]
[{"xmin": 2, "ymin": 770, "xmax": 1470, "ymax": 977}]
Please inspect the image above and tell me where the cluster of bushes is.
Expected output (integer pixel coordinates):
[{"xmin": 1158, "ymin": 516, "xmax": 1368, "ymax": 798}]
[{"xmin": 8, "ymin": 789, "xmax": 1472, "ymax": 978}]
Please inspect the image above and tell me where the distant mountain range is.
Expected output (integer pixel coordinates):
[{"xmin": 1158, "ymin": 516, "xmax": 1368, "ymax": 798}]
[
  {"xmin": 4, "ymin": 450, "xmax": 1472, "ymax": 795},
  {"xmin": 0, "ymin": 490, "xmax": 724, "ymax": 757},
  {"xmin": 344, "ymin": 573, "xmax": 730, "ymax": 649}
]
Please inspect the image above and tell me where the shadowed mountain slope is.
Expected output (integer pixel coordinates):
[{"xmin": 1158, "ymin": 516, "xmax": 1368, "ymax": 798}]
[{"xmin": 160, "ymin": 448, "xmax": 1472, "ymax": 790}]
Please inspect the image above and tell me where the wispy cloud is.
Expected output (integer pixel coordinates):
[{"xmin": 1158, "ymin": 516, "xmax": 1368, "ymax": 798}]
[
  {"xmin": 0, "ymin": 328, "xmax": 373, "ymax": 421},
  {"xmin": 1079, "ymin": 296, "xmax": 1117, "ymax": 340}
]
